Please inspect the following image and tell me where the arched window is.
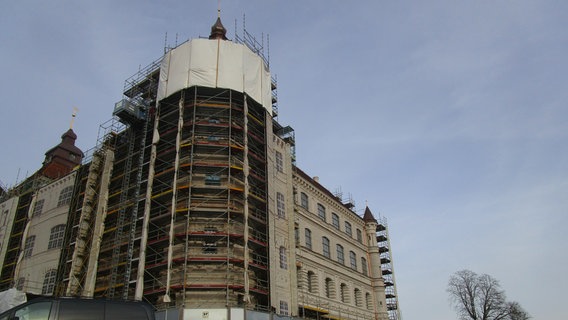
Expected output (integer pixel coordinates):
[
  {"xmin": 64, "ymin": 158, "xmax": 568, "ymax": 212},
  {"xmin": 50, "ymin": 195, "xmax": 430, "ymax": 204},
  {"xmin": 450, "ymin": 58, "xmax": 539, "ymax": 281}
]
[
  {"xmin": 345, "ymin": 221, "xmax": 352, "ymax": 236},
  {"xmin": 361, "ymin": 257, "xmax": 368, "ymax": 276},
  {"xmin": 366, "ymin": 292, "xmax": 373, "ymax": 310},
  {"xmin": 332, "ymin": 213, "xmax": 340, "ymax": 229},
  {"xmin": 340, "ymin": 283, "xmax": 348, "ymax": 303},
  {"xmin": 57, "ymin": 186, "xmax": 74, "ymax": 207},
  {"xmin": 300, "ymin": 192, "xmax": 309, "ymax": 209},
  {"xmin": 307, "ymin": 271, "xmax": 317, "ymax": 293},
  {"xmin": 42, "ymin": 269, "xmax": 57, "ymax": 295},
  {"xmin": 48, "ymin": 224, "xmax": 66, "ymax": 249},
  {"xmin": 350, "ymin": 251, "xmax": 357, "ymax": 270},
  {"xmin": 317, "ymin": 203, "xmax": 326, "ymax": 221},
  {"xmin": 325, "ymin": 277, "xmax": 335, "ymax": 298},
  {"xmin": 354, "ymin": 288, "xmax": 362, "ymax": 307}
]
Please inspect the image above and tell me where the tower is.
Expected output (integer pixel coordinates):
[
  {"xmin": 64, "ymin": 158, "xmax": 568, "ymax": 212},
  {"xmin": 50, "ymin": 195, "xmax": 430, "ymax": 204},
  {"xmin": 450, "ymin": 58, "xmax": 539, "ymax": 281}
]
[
  {"xmin": 40, "ymin": 129, "xmax": 83, "ymax": 179},
  {"xmin": 60, "ymin": 17, "xmax": 280, "ymax": 314}
]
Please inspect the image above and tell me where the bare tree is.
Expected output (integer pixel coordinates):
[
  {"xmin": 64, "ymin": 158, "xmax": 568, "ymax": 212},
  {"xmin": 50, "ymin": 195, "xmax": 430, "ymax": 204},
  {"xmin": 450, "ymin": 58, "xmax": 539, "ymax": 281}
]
[
  {"xmin": 506, "ymin": 302, "xmax": 530, "ymax": 320},
  {"xmin": 447, "ymin": 270, "xmax": 530, "ymax": 320}
]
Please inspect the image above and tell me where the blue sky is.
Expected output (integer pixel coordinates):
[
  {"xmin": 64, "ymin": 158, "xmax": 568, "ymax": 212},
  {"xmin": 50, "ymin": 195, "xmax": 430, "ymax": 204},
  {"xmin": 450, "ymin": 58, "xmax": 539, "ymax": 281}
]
[{"xmin": 1, "ymin": 1, "xmax": 567, "ymax": 319}]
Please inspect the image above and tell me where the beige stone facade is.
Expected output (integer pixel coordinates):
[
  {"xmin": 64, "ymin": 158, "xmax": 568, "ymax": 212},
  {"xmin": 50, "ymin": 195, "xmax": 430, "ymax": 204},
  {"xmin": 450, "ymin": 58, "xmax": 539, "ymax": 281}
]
[{"xmin": 293, "ymin": 169, "xmax": 389, "ymax": 320}]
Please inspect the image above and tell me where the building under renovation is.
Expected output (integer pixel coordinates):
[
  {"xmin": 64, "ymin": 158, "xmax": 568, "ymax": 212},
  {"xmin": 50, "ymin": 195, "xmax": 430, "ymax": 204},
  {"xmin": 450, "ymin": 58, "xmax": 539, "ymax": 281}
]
[{"xmin": 0, "ymin": 18, "xmax": 401, "ymax": 320}]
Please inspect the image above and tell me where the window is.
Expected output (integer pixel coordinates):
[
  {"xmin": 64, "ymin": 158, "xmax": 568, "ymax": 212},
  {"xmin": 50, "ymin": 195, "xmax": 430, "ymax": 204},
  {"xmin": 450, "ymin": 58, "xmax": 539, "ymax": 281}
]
[
  {"xmin": 32, "ymin": 199, "xmax": 44, "ymax": 217},
  {"xmin": 14, "ymin": 301, "xmax": 52, "ymax": 320},
  {"xmin": 354, "ymin": 288, "xmax": 362, "ymax": 307},
  {"xmin": 307, "ymin": 271, "xmax": 316, "ymax": 293},
  {"xmin": 57, "ymin": 186, "xmax": 74, "ymax": 207},
  {"xmin": 336, "ymin": 244, "xmax": 344, "ymax": 265},
  {"xmin": 325, "ymin": 278, "xmax": 334, "ymax": 298},
  {"xmin": 23, "ymin": 235, "xmax": 35, "ymax": 258},
  {"xmin": 350, "ymin": 251, "xmax": 357, "ymax": 270},
  {"xmin": 16, "ymin": 277, "xmax": 25, "ymax": 291},
  {"xmin": 366, "ymin": 293, "xmax": 373, "ymax": 310},
  {"xmin": 322, "ymin": 237, "xmax": 330, "ymax": 258},
  {"xmin": 345, "ymin": 221, "xmax": 352, "ymax": 237},
  {"xmin": 48, "ymin": 224, "xmax": 66, "ymax": 249},
  {"xmin": 276, "ymin": 192, "xmax": 285, "ymax": 218},
  {"xmin": 279, "ymin": 301, "xmax": 289, "ymax": 316},
  {"xmin": 340, "ymin": 283, "xmax": 348, "ymax": 303},
  {"xmin": 41, "ymin": 269, "xmax": 57, "ymax": 295},
  {"xmin": 332, "ymin": 213, "xmax": 339, "ymax": 229},
  {"xmin": 300, "ymin": 192, "xmax": 309, "ymax": 209},
  {"xmin": 205, "ymin": 175, "xmax": 221, "ymax": 186},
  {"xmin": 305, "ymin": 228, "xmax": 312, "ymax": 249},
  {"xmin": 276, "ymin": 151, "xmax": 283, "ymax": 172},
  {"xmin": 203, "ymin": 240, "xmax": 217, "ymax": 254},
  {"xmin": 317, "ymin": 203, "xmax": 326, "ymax": 221},
  {"xmin": 361, "ymin": 257, "xmax": 368, "ymax": 276},
  {"xmin": 279, "ymin": 246, "xmax": 287, "ymax": 269},
  {"xmin": 356, "ymin": 229, "xmax": 363, "ymax": 243}
]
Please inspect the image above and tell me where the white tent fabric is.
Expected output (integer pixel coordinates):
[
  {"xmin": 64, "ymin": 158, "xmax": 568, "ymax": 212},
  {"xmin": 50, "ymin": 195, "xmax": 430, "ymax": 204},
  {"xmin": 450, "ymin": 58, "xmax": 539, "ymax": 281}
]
[{"xmin": 157, "ymin": 39, "xmax": 272, "ymax": 114}]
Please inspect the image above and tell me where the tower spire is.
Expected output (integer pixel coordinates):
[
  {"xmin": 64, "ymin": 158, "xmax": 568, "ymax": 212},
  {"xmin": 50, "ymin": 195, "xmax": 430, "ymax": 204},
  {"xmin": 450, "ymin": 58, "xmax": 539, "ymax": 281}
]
[{"xmin": 209, "ymin": 5, "xmax": 228, "ymax": 40}]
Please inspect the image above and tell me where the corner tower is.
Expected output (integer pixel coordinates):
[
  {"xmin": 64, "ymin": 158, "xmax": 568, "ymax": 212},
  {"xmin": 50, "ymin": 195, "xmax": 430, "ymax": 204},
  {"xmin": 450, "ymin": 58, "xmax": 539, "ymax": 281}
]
[{"xmin": 138, "ymin": 16, "xmax": 275, "ymax": 310}]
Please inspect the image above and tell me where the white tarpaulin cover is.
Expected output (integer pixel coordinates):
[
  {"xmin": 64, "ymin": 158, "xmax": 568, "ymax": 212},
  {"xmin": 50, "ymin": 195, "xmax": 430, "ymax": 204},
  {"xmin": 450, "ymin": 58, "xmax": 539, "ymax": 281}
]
[
  {"xmin": 0, "ymin": 288, "xmax": 26, "ymax": 313},
  {"xmin": 158, "ymin": 39, "xmax": 272, "ymax": 114}
]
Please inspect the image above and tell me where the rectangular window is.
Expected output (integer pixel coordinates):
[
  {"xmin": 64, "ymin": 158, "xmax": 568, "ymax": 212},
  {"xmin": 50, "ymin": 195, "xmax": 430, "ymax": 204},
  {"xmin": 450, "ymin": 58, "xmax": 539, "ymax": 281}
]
[
  {"xmin": 277, "ymin": 192, "xmax": 285, "ymax": 218},
  {"xmin": 41, "ymin": 270, "xmax": 57, "ymax": 295},
  {"xmin": 205, "ymin": 175, "xmax": 221, "ymax": 186},
  {"xmin": 305, "ymin": 229, "xmax": 312, "ymax": 250},
  {"xmin": 322, "ymin": 237, "xmax": 330, "ymax": 258},
  {"xmin": 361, "ymin": 257, "xmax": 368, "ymax": 276},
  {"xmin": 32, "ymin": 199, "xmax": 44, "ymax": 217},
  {"xmin": 280, "ymin": 301, "xmax": 289, "ymax": 316},
  {"xmin": 336, "ymin": 244, "xmax": 344, "ymax": 265},
  {"xmin": 23, "ymin": 236, "xmax": 35, "ymax": 258},
  {"xmin": 279, "ymin": 246, "xmax": 287, "ymax": 269},
  {"xmin": 276, "ymin": 151, "xmax": 284, "ymax": 173},
  {"xmin": 317, "ymin": 204, "xmax": 326, "ymax": 222}
]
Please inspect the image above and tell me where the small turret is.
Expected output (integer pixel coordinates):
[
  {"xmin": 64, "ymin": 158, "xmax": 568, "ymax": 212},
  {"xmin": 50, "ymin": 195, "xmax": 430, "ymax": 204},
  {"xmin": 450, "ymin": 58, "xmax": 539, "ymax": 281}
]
[
  {"xmin": 363, "ymin": 206, "xmax": 378, "ymax": 224},
  {"xmin": 40, "ymin": 128, "xmax": 84, "ymax": 179}
]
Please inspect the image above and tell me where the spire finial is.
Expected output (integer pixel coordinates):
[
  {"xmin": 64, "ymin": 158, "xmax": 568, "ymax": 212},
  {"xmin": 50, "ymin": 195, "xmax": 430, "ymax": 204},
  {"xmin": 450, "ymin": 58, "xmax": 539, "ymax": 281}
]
[
  {"xmin": 70, "ymin": 107, "xmax": 78, "ymax": 129},
  {"xmin": 217, "ymin": 0, "xmax": 221, "ymax": 18},
  {"xmin": 209, "ymin": 13, "xmax": 228, "ymax": 40}
]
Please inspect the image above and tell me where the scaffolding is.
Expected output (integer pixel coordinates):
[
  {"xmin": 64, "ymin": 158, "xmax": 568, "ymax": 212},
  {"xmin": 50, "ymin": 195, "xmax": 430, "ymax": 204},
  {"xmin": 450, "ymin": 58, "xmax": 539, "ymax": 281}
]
[
  {"xmin": 139, "ymin": 87, "xmax": 270, "ymax": 310},
  {"xmin": 0, "ymin": 191, "xmax": 32, "ymax": 290},
  {"xmin": 377, "ymin": 217, "xmax": 401, "ymax": 320},
  {"xmin": 56, "ymin": 46, "xmax": 274, "ymax": 311}
]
